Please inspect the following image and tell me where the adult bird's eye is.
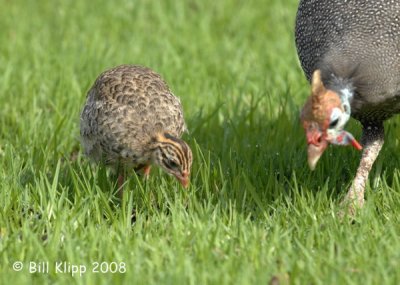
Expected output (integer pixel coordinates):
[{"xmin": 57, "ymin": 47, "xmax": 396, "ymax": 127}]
[{"xmin": 329, "ymin": 118, "xmax": 339, "ymax": 128}]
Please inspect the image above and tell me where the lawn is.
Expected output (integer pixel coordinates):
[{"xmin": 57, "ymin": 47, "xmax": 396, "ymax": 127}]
[{"xmin": 1, "ymin": 0, "xmax": 400, "ymax": 284}]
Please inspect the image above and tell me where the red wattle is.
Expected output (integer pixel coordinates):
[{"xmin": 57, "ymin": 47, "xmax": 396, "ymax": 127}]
[{"xmin": 351, "ymin": 139, "xmax": 363, "ymax": 150}]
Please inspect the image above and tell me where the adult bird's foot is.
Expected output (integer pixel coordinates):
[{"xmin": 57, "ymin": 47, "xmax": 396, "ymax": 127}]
[
  {"xmin": 338, "ymin": 188, "xmax": 365, "ymax": 219},
  {"xmin": 338, "ymin": 122, "xmax": 384, "ymax": 219}
]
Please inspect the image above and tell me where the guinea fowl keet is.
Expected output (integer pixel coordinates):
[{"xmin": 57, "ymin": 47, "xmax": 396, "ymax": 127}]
[
  {"xmin": 80, "ymin": 65, "xmax": 193, "ymax": 193},
  {"xmin": 295, "ymin": 0, "xmax": 400, "ymax": 211}
]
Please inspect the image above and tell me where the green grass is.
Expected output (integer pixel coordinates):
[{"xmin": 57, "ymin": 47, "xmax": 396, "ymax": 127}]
[{"xmin": 1, "ymin": 0, "xmax": 400, "ymax": 284}]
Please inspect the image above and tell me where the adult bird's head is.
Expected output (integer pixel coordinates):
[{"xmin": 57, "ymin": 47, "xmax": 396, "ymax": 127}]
[
  {"xmin": 300, "ymin": 70, "xmax": 362, "ymax": 170},
  {"xmin": 151, "ymin": 133, "xmax": 193, "ymax": 188}
]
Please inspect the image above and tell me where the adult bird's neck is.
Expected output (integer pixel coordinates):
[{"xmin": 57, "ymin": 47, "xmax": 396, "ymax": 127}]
[
  {"xmin": 325, "ymin": 72, "xmax": 355, "ymax": 117},
  {"xmin": 338, "ymin": 86, "xmax": 353, "ymax": 117}
]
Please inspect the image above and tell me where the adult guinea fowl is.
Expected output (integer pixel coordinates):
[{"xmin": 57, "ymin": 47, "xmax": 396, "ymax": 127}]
[
  {"xmin": 80, "ymin": 65, "xmax": 193, "ymax": 194},
  {"xmin": 295, "ymin": 0, "xmax": 400, "ymax": 211}
]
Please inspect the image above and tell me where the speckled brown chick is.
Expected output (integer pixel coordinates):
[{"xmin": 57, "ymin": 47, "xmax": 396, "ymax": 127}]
[{"xmin": 80, "ymin": 65, "xmax": 193, "ymax": 191}]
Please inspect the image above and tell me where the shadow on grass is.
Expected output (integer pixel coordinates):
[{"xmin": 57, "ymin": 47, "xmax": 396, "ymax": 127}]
[
  {"xmin": 183, "ymin": 91, "xmax": 400, "ymax": 218},
  {"xmin": 16, "ymin": 92, "xmax": 400, "ymax": 222}
]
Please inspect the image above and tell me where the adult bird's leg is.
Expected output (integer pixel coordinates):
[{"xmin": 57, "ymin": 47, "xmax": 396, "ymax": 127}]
[{"xmin": 342, "ymin": 122, "xmax": 384, "ymax": 212}]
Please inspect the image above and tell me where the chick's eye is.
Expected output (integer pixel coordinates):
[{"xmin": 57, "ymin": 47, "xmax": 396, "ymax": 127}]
[
  {"xmin": 166, "ymin": 159, "xmax": 179, "ymax": 169},
  {"xmin": 329, "ymin": 118, "xmax": 339, "ymax": 128}
]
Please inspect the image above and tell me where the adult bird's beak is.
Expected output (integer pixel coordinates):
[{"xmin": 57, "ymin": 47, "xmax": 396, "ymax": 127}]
[
  {"xmin": 307, "ymin": 130, "xmax": 362, "ymax": 170},
  {"xmin": 307, "ymin": 143, "xmax": 327, "ymax": 170},
  {"xmin": 305, "ymin": 128, "xmax": 328, "ymax": 170}
]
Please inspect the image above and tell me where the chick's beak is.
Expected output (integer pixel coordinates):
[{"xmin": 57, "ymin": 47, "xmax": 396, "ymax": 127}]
[{"xmin": 175, "ymin": 171, "xmax": 190, "ymax": 188}]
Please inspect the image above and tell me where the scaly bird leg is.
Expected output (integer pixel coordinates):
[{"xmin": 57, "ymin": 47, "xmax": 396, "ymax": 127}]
[
  {"xmin": 342, "ymin": 122, "xmax": 384, "ymax": 213},
  {"xmin": 142, "ymin": 165, "xmax": 151, "ymax": 178},
  {"xmin": 117, "ymin": 173, "xmax": 125, "ymax": 199},
  {"xmin": 134, "ymin": 164, "xmax": 152, "ymax": 178}
]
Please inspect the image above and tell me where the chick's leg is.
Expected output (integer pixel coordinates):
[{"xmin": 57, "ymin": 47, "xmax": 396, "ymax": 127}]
[
  {"xmin": 142, "ymin": 165, "xmax": 152, "ymax": 178},
  {"xmin": 117, "ymin": 173, "xmax": 125, "ymax": 199},
  {"xmin": 134, "ymin": 164, "xmax": 151, "ymax": 178}
]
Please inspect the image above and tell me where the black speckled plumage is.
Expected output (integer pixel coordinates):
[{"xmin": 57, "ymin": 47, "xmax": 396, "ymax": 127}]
[
  {"xmin": 296, "ymin": 0, "xmax": 400, "ymax": 122},
  {"xmin": 295, "ymin": 0, "xmax": 400, "ymax": 211}
]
